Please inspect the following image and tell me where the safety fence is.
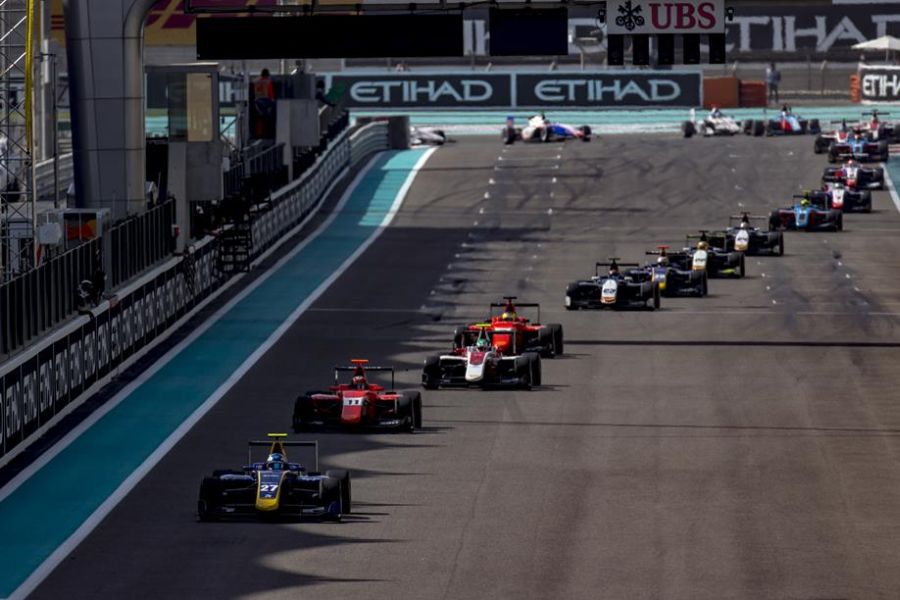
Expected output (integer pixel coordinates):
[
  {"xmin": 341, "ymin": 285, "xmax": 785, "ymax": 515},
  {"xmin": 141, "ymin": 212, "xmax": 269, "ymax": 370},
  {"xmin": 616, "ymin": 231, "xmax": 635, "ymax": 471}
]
[
  {"xmin": 0, "ymin": 118, "xmax": 393, "ymax": 464},
  {"xmin": 251, "ymin": 120, "xmax": 387, "ymax": 259},
  {"xmin": 0, "ymin": 239, "xmax": 101, "ymax": 357},
  {"xmin": 109, "ymin": 200, "xmax": 176, "ymax": 288}
]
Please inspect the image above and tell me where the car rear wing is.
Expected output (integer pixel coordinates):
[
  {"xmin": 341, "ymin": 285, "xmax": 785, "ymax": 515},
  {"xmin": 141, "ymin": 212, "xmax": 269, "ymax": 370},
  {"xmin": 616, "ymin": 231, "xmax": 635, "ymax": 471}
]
[
  {"xmin": 687, "ymin": 231, "xmax": 728, "ymax": 245},
  {"xmin": 595, "ymin": 261, "xmax": 639, "ymax": 277},
  {"xmin": 334, "ymin": 362, "xmax": 395, "ymax": 389},
  {"xmin": 729, "ymin": 214, "xmax": 768, "ymax": 223},
  {"xmin": 247, "ymin": 437, "xmax": 319, "ymax": 471},
  {"xmin": 489, "ymin": 296, "xmax": 540, "ymax": 323}
]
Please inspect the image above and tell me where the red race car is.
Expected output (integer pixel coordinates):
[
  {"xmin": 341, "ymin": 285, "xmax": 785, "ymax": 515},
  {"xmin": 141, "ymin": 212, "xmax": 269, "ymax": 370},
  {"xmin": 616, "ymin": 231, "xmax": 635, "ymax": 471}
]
[
  {"xmin": 453, "ymin": 297, "xmax": 564, "ymax": 358},
  {"xmin": 293, "ymin": 359, "xmax": 423, "ymax": 433}
]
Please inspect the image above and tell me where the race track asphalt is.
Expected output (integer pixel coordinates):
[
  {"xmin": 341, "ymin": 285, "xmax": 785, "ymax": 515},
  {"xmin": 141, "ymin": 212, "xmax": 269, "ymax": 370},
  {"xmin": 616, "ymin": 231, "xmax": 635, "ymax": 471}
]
[{"xmin": 32, "ymin": 135, "xmax": 900, "ymax": 600}]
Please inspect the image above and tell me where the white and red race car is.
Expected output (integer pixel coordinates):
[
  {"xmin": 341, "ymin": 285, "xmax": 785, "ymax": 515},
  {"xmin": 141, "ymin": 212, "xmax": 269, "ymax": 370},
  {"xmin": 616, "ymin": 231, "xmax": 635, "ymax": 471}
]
[{"xmin": 503, "ymin": 114, "xmax": 591, "ymax": 144}]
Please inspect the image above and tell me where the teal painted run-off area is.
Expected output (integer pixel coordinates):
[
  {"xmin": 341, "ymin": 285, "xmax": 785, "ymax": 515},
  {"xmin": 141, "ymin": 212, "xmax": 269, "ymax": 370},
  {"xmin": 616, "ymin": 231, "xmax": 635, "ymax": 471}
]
[{"xmin": 0, "ymin": 148, "xmax": 427, "ymax": 599}]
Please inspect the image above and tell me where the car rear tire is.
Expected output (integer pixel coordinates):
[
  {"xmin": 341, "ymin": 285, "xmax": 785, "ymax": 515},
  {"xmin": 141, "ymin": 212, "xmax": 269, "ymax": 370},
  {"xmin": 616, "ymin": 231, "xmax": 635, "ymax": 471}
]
[
  {"xmin": 739, "ymin": 254, "xmax": 746, "ymax": 277},
  {"xmin": 422, "ymin": 355, "xmax": 441, "ymax": 390},
  {"xmin": 701, "ymin": 272, "xmax": 709, "ymax": 297},
  {"xmin": 652, "ymin": 283, "xmax": 661, "ymax": 310},
  {"xmin": 836, "ymin": 214, "xmax": 844, "ymax": 232},
  {"xmin": 753, "ymin": 120, "xmax": 765, "ymax": 136},
  {"xmin": 548, "ymin": 323, "xmax": 564, "ymax": 355},
  {"xmin": 683, "ymin": 121, "xmax": 696, "ymax": 138},
  {"xmin": 198, "ymin": 477, "xmax": 221, "ymax": 522},
  {"xmin": 776, "ymin": 232, "xmax": 785, "ymax": 256},
  {"xmin": 326, "ymin": 470, "xmax": 352, "ymax": 516},
  {"xmin": 525, "ymin": 352, "xmax": 542, "ymax": 387}
]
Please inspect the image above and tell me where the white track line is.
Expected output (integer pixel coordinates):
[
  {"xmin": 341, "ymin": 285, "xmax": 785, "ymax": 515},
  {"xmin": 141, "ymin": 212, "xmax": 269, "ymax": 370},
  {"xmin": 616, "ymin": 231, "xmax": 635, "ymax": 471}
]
[
  {"xmin": 883, "ymin": 159, "xmax": 900, "ymax": 214},
  {"xmin": 5, "ymin": 147, "xmax": 437, "ymax": 600}
]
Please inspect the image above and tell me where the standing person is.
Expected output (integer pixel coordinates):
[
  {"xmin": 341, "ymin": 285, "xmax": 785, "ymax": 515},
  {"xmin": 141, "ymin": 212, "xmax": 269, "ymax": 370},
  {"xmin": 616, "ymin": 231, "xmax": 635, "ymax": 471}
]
[
  {"xmin": 766, "ymin": 62, "xmax": 781, "ymax": 104},
  {"xmin": 252, "ymin": 68, "xmax": 276, "ymax": 139}
]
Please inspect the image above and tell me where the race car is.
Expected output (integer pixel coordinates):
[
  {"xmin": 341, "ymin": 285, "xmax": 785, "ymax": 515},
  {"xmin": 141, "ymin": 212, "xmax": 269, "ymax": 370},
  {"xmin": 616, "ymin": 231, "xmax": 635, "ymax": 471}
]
[
  {"xmin": 822, "ymin": 160, "xmax": 885, "ymax": 190},
  {"xmin": 769, "ymin": 195, "xmax": 843, "ymax": 232},
  {"xmin": 197, "ymin": 434, "xmax": 351, "ymax": 521},
  {"xmin": 763, "ymin": 107, "xmax": 820, "ymax": 136},
  {"xmin": 682, "ymin": 107, "xmax": 742, "ymax": 138},
  {"xmin": 813, "ymin": 120, "xmax": 856, "ymax": 154},
  {"xmin": 565, "ymin": 259, "xmax": 661, "ymax": 310},
  {"xmin": 718, "ymin": 214, "xmax": 785, "ymax": 256},
  {"xmin": 454, "ymin": 297, "xmax": 563, "ymax": 358},
  {"xmin": 503, "ymin": 114, "xmax": 591, "ymax": 144},
  {"xmin": 410, "ymin": 126, "xmax": 451, "ymax": 146},
  {"xmin": 682, "ymin": 233, "xmax": 746, "ymax": 277},
  {"xmin": 292, "ymin": 359, "xmax": 423, "ymax": 433},
  {"xmin": 815, "ymin": 182, "xmax": 872, "ymax": 213},
  {"xmin": 641, "ymin": 247, "xmax": 708, "ymax": 297},
  {"xmin": 422, "ymin": 326, "xmax": 541, "ymax": 389},
  {"xmin": 827, "ymin": 130, "xmax": 888, "ymax": 163}
]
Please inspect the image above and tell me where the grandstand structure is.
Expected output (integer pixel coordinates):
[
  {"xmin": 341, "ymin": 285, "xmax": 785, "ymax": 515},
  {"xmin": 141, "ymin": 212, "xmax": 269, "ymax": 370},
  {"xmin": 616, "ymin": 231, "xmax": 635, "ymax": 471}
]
[{"xmin": 0, "ymin": 0, "xmax": 34, "ymax": 281}]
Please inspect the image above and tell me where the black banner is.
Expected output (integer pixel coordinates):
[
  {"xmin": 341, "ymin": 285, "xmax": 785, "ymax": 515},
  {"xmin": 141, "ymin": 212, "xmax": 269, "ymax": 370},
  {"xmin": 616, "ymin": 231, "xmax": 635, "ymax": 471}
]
[
  {"xmin": 516, "ymin": 72, "xmax": 701, "ymax": 108},
  {"xmin": 860, "ymin": 66, "xmax": 900, "ymax": 104},
  {"xmin": 328, "ymin": 71, "xmax": 701, "ymax": 109},
  {"xmin": 0, "ymin": 239, "xmax": 223, "ymax": 461},
  {"xmin": 331, "ymin": 74, "xmax": 512, "ymax": 109}
]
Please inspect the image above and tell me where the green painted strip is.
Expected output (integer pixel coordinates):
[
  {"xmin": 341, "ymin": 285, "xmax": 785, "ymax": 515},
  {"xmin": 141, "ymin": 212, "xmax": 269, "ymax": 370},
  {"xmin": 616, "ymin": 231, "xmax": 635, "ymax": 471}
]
[{"xmin": 0, "ymin": 148, "xmax": 428, "ymax": 598}]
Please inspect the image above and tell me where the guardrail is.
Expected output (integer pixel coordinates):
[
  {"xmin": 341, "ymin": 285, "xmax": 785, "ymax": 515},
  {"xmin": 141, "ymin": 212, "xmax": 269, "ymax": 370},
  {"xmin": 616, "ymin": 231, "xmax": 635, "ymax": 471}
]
[
  {"xmin": 0, "ymin": 115, "xmax": 394, "ymax": 467},
  {"xmin": 0, "ymin": 238, "xmax": 101, "ymax": 357},
  {"xmin": 109, "ymin": 200, "xmax": 176, "ymax": 288},
  {"xmin": 250, "ymin": 120, "xmax": 387, "ymax": 258}
]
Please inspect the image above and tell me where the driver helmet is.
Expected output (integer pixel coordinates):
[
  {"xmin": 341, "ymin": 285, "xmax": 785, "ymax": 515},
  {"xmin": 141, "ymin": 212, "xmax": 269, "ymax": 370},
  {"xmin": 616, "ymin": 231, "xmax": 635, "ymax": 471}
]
[
  {"xmin": 657, "ymin": 255, "xmax": 669, "ymax": 266},
  {"xmin": 800, "ymin": 198, "xmax": 811, "ymax": 207},
  {"xmin": 739, "ymin": 221, "xmax": 749, "ymax": 229},
  {"xmin": 475, "ymin": 336, "xmax": 490, "ymax": 350},
  {"xmin": 501, "ymin": 311, "xmax": 516, "ymax": 320},
  {"xmin": 697, "ymin": 241, "xmax": 709, "ymax": 251},
  {"xmin": 352, "ymin": 375, "xmax": 366, "ymax": 389},
  {"xmin": 266, "ymin": 453, "xmax": 286, "ymax": 471}
]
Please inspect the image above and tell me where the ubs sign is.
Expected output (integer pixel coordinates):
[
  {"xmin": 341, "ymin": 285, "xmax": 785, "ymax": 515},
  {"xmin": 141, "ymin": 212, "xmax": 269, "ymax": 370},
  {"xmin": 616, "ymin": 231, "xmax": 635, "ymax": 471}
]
[
  {"xmin": 327, "ymin": 71, "xmax": 702, "ymax": 109},
  {"xmin": 606, "ymin": 0, "xmax": 726, "ymax": 35}
]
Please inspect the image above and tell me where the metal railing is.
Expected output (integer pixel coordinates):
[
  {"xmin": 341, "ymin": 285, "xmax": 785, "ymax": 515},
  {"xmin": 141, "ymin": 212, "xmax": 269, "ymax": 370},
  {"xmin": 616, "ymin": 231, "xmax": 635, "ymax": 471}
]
[
  {"xmin": 1, "ymin": 238, "xmax": 101, "ymax": 356},
  {"xmin": 250, "ymin": 120, "xmax": 388, "ymax": 259},
  {"xmin": 108, "ymin": 200, "xmax": 176, "ymax": 288}
]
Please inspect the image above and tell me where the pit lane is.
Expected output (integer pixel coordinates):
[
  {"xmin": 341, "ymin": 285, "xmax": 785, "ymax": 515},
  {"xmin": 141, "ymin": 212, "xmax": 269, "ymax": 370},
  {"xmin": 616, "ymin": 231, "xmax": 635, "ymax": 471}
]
[{"xmin": 30, "ymin": 134, "xmax": 900, "ymax": 600}]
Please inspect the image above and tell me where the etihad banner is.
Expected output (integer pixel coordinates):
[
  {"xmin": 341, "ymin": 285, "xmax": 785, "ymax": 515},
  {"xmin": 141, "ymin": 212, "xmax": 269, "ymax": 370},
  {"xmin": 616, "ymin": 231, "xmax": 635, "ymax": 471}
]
[
  {"xmin": 859, "ymin": 66, "xmax": 900, "ymax": 105},
  {"xmin": 48, "ymin": 1, "xmax": 900, "ymax": 57},
  {"xmin": 325, "ymin": 71, "xmax": 702, "ymax": 109}
]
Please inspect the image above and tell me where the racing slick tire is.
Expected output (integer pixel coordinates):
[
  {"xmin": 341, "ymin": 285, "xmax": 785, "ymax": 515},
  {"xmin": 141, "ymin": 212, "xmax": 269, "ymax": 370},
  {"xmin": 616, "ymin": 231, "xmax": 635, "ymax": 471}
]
[
  {"xmin": 835, "ymin": 214, "xmax": 844, "ymax": 232},
  {"xmin": 701, "ymin": 272, "xmax": 709, "ymax": 297},
  {"xmin": 198, "ymin": 477, "xmax": 222, "ymax": 522},
  {"xmin": 742, "ymin": 119, "xmax": 753, "ymax": 134},
  {"xmin": 651, "ymin": 283, "xmax": 662, "ymax": 310},
  {"xmin": 683, "ymin": 121, "xmax": 696, "ymax": 138},
  {"xmin": 862, "ymin": 192, "xmax": 873, "ymax": 213},
  {"xmin": 502, "ymin": 126, "xmax": 516, "ymax": 145},
  {"xmin": 753, "ymin": 120, "xmax": 765, "ymax": 136},
  {"xmin": 292, "ymin": 392, "xmax": 323, "ymax": 432},
  {"xmin": 768, "ymin": 211, "xmax": 781, "ymax": 232},
  {"xmin": 809, "ymin": 119, "xmax": 821, "ymax": 134},
  {"xmin": 813, "ymin": 135, "xmax": 828, "ymax": 154},
  {"xmin": 739, "ymin": 254, "xmax": 746, "ymax": 278},
  {"xmin": 325, "ymin": 470, "xmax": 352, "ymax": 517},
  {"xmin": 580, "ymin": 125, "xmax": 592, "ymax": 141},
  {"xmin": 524, "ymin": 352, "xmax": 542, "ymax": 387},
  {"xmin": 539, "ymin": 127, "xmax": 552, "ymax": 143},
  {"xmin": 422, "ymin": 355, "xmax": 442, "ymax": 390},
  {"xmin": 879, "ymin": 139, "xmax": 890, "ymax": 161},
  {"xmin": 764, "ymin": 121, "xmax": 774, "ymax": 136},
  {"xmin": 776, "ymin": 232, "xmax": 785, "ymax": 256},
  {"xmin": 549, "ymin": 323, "xmax": 564, "ymax": 355},
  {"xmin": 397, "ymin": 391, "xmax": 423, "ymax": 432}
]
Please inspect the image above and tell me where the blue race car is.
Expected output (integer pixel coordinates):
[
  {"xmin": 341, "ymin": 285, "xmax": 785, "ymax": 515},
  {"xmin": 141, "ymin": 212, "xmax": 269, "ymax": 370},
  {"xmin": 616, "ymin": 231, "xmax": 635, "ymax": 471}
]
[
  {"xmin": 827, "ymin": 130, "xmax": 888, "ymax": 163},
  {"xmin": 197, "ymin": 434, "xmax": 351, "ymax": 521},
  {"xmin": 765, "ymin": 108, "xmax": 820, "ymax": 136},
  {"xmin": 769, "ymin": 194, "xmax": 842, "ymax": 232}
]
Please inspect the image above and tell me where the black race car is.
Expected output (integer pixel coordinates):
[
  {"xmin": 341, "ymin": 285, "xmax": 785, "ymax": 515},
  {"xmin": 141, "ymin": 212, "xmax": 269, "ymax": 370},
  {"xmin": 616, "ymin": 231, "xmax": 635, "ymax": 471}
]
[
  {"xmin": 641, "ymin": 247, "xmax": 708, "ymax": 297},
  {"xmin": 565, "ymin": 260, "xmax": 661, "ymax": 310},
  {"xmin": 197, "ymin": 434, "xmax": 351, "ymax": 521},
  {"xmin": 682, "ymin": 233, "xmax": 746, "ymax": 278},
  {"xmin": 769, "ymin": 195, "xmax": 842, "ymax": 232},
  {"xmin": 718, "ymin": 214, "xmax": 785, "ymax": 256}
]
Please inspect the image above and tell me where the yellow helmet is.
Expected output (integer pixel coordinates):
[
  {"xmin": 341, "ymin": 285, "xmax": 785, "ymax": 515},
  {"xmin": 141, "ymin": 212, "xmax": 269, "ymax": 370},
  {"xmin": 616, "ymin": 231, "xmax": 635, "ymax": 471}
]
[{"xmin": 697, "ymin": 241, "xmax": 709, "ymax": 250}]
